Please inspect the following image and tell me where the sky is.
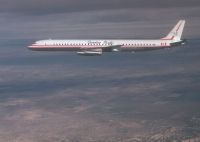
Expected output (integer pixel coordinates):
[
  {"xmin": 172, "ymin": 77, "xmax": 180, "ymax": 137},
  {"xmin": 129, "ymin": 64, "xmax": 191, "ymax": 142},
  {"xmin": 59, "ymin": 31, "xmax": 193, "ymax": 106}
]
[{"xmin": 0, "ymin": 0, "xmax": 200, "ymax": 40}]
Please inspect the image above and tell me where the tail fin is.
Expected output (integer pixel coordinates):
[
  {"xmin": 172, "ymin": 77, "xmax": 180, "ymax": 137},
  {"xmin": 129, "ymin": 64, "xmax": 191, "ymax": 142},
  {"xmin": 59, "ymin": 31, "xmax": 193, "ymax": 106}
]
[{"xmin": 162, "ymin": 20, "xmax": 185, "ymax": 41}]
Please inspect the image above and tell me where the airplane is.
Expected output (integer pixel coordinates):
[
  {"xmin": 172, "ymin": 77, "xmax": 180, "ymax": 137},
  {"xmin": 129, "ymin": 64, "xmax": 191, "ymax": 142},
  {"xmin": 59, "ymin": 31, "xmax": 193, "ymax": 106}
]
[{"xmin": 28, "ymin": 20, "xmax": 186, "ymax": 56}]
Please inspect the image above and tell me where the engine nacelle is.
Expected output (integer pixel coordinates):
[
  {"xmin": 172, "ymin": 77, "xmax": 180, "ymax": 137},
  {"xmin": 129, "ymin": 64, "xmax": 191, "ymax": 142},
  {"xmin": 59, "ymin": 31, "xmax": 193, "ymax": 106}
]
[
  {"xmin": 77, "ymin": 50, "xmax": 102, "ymax": 56},
  {"xmin": 170, "ymin": 39, "xmax": 187, "ymax": 46}
]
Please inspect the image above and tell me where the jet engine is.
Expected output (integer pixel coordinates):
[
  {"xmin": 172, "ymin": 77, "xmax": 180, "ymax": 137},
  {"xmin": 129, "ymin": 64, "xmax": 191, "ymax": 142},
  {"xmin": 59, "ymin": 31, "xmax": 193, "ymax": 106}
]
[{"xmin": 77, "ymin": 49, "xmax": 102, "ymax": 56}]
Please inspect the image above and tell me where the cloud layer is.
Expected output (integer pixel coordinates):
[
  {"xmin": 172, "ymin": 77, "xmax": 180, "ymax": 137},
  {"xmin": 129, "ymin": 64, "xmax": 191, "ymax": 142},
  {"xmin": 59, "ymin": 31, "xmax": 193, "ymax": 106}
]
[{"xmin": 0, "ymin": 40, "xmax": 200, "ymax": 141}]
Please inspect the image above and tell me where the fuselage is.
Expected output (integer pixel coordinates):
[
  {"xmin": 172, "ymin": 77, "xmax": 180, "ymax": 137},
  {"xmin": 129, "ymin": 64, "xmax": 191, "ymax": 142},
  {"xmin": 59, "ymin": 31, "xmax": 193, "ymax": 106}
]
[{"xmin": 28, "ymin": 39, "xmax": 172, "ymax": 51}]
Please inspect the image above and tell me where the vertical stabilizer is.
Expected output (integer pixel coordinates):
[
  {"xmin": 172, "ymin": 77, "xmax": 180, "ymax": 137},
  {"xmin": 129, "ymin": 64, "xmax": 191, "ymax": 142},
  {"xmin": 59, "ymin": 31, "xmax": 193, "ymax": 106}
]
[{"xmin": 162, "ymin": 20, "xmax": 185, "ymax": 41}]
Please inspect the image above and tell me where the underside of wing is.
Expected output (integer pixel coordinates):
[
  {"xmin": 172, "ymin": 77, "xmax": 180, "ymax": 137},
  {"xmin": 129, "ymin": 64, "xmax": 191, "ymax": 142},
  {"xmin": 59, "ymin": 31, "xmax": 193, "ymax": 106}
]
[
  {"xmin": 77, "ymin": 45, "xmax": 122, "ymax": 55},
  {"xmin": 77, "ymin": 48, "xmax": 102, "ymax": 56}
]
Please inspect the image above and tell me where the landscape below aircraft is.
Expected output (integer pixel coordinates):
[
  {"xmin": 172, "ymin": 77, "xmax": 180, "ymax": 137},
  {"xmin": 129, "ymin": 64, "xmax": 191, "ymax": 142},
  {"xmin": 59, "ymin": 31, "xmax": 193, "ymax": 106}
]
[{"xmin": 28, "ymin": 20, "xmax": 186, "ymax": 56}]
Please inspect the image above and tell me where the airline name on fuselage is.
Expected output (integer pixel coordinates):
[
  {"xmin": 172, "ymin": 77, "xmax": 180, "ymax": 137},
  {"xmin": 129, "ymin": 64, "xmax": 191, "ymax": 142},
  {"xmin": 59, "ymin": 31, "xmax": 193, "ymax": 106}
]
[{"xmin": 88, "ymin": 40, "xmax": 113, "ymax": 45}]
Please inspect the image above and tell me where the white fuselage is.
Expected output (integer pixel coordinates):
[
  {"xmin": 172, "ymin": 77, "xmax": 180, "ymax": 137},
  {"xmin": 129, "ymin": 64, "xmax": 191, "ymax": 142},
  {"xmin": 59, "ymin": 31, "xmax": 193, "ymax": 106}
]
[{"xmin": 28, "ymin": 39, "xmax": 172, "ymax": 51}]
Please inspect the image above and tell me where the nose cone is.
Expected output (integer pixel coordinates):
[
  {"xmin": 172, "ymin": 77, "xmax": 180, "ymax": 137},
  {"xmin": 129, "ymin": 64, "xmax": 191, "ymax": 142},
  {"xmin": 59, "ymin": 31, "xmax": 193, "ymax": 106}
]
[{"xmin": 27, "ymin": 44, "xmax": 35, "ymax": 50}]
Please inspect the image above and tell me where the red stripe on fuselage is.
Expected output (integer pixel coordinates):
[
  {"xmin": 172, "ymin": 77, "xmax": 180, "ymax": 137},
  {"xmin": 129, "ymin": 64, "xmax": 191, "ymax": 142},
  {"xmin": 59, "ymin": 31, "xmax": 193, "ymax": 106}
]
[{"xmin": 28, "ymin": 45, "xmax": 101, "ymax": 48}]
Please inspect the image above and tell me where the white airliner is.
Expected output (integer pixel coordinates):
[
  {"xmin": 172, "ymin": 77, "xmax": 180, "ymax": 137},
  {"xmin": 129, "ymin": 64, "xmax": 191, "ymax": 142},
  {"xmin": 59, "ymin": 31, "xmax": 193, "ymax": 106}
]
[{"xmin": 28, "ymin": 20, "xmax": 186, "ymax": 56}]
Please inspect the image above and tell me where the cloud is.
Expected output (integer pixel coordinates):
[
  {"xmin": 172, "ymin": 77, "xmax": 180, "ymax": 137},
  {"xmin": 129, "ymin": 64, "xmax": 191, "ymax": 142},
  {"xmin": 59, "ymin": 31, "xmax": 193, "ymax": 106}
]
[
  {"xmin": 0, "ymin": 41, "xmax": 200, "ymax": 141},
  {"xmin": 0, "ymin": 98, "xmax": 31, "ymax": 107}
]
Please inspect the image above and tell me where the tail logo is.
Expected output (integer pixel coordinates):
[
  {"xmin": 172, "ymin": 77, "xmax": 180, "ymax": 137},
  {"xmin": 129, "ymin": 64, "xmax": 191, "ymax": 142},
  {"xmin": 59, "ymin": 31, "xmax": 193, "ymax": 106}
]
[{"xmin": 161, "ymin": 20, "xmax": 185, "ymax": 41}]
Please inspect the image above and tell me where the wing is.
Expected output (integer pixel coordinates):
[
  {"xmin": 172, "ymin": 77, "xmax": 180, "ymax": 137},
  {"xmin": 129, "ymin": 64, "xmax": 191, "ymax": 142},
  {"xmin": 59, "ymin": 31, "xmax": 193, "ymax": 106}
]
[
  {"xmin": 77, "ymin": 45, "xmax": 122, "ymax": 55},
  {"xmin": 77, "ymin": 48, "xmax": 103, "ymax": 56}
]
